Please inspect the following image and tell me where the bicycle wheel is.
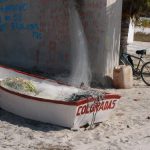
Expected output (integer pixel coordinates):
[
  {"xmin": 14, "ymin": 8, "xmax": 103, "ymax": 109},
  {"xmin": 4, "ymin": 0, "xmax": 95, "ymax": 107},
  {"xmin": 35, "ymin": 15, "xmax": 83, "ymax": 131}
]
[{"xmin": 141, "ymin": 61, "xmax": 150, "ymax": 86}]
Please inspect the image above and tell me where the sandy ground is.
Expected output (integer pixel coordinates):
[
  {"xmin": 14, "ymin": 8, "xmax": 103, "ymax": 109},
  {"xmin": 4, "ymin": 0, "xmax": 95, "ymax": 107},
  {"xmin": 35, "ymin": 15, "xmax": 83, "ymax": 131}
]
[
  {"xmin": 135, "ymin": 27, "xmax": 150, "ymax": 34},
  {"xmin": 0, "ymin": 41, "xmax": 150, "ymax": 150},
  {"xmin": 128, "ymin": 41, "xmax": 150, "ymax": 53}
]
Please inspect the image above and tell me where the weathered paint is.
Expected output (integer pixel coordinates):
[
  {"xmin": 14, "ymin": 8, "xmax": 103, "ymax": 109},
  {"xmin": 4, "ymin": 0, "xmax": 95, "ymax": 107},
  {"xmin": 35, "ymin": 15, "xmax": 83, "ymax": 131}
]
[{"xmin": 0, "ymin": 0, "xmax": 122, "ymax": 86}]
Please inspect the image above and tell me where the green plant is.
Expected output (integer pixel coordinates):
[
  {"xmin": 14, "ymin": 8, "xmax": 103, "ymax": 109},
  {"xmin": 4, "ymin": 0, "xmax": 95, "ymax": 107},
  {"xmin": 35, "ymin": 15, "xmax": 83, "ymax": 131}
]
[{"xmin": 136, "ymin": 18, "xmax": 150, "ymax": 28}]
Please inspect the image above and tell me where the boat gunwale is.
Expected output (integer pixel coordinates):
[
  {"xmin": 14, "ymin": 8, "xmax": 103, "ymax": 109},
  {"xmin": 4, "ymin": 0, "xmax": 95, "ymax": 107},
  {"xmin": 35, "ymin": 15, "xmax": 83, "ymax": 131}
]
[{"xmin": 0, "ymin": 65, "xmax": 121, "ymax": 106}]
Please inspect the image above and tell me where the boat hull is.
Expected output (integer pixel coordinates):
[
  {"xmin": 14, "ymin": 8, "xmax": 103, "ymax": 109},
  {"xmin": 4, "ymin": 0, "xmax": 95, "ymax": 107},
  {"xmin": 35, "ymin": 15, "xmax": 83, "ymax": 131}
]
[{"xmin": 0, "ymin": 65, "xmax": 121, "ymax": 129}]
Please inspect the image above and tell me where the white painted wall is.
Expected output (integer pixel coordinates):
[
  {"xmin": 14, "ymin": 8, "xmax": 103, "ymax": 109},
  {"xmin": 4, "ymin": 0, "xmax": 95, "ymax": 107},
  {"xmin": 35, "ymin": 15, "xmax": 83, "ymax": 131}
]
[
  {"xmin": 135, "ymin": 27, "xmax": 150, "ymax": 34},
  {"xmin": 128, "ymin": 19, "xmax": 135, "ymax": 43}
]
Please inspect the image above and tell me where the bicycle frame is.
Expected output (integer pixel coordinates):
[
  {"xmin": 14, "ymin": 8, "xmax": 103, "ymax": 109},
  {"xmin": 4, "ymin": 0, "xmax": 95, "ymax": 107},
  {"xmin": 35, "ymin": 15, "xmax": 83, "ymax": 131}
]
[
  {"xmin": 120, "ymin": 51, "xmax": 150, "ymax": 86},
  {"xmin": 121, "ymin": 53, "xmax": 145, "ymax": 72}
]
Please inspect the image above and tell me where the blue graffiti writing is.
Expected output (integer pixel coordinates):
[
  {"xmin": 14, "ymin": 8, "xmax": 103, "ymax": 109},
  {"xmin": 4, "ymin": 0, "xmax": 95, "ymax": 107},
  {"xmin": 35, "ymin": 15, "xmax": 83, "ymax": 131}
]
[
  {"xmin": 0, "ymin": 23, "xmax": 6, "ymax": 32},
  {"xmin": 4, "ymin": 15, "xmax": 11, "ymax": 21},
  {"xmin": 11, "ymin": 22, "xmax": 39, "ymax": 31},
  {"xmin": 0, "ymin": 2, "xmax": 42, "ymax": 40},
  {"xmin": 2, "ymin": 14, "xmax": 24, "ymax": 22},
  {"xmin": 13, "ymin": 14, "xmax": 23, "ymax": 22},
  {"xmin": 0, "ymin": 0, "xmax": 8, "ymax": 2},
  {"xmin": 32, "ymin": 32, "xmax": 43, "ymax": 40},
  {"xmin": 0, "ymin": 3, "xmax": 29, "ymax": 12}
]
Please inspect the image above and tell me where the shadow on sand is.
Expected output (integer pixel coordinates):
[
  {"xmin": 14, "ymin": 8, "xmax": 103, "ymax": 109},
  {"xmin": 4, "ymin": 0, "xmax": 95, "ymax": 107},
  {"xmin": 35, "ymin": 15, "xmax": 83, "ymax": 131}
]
[{"xmin": 0, "ymin": 108, "xmax": 67, "ymax": 132}]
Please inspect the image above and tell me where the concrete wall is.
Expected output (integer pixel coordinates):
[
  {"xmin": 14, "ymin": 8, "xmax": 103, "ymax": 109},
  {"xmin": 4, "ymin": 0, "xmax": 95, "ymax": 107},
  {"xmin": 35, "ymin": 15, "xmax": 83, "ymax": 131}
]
[
  {"xmin": 103, "ymin": 0, "xmax": 122, "ymax": 85},
  {"xmin": 0, "ymin": 0, "xmax": 122, "ymax": 86},
  {"xmin": 0, "ymin": 0, "xmax": 71, "ymax": 75}
]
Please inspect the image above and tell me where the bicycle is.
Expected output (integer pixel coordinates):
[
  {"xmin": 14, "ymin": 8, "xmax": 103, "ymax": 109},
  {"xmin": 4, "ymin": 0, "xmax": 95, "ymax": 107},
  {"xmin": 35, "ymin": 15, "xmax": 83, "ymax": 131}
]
[{"xmin": 120, "ymin": 49, "xmax": 150, "ymax": 86}]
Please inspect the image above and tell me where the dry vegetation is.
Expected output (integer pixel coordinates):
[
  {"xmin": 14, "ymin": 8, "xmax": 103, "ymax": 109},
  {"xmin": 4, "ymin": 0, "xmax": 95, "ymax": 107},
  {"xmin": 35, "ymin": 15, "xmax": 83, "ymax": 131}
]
[{"xmin": 134, "ymin": 32, "xmax": 150, "ymax": 42}]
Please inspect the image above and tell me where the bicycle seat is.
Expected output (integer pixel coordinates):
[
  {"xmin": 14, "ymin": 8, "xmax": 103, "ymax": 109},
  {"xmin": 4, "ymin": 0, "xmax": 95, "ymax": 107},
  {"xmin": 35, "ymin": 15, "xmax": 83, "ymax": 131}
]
[{"xmin": 136, "ymin": 49, "xmax": 146, "ymax": 55}]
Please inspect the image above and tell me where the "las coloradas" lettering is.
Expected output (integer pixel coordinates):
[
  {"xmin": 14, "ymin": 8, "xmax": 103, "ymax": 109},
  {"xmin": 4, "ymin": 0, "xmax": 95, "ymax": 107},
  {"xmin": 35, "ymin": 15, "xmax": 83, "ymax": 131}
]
[{"xmin": 76, "ymin": 100, "xmax": 117, "ymax": 116}]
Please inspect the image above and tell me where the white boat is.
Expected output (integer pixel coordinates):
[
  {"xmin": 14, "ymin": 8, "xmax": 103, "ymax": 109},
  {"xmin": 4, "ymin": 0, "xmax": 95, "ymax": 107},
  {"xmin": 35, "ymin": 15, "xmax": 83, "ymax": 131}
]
[{"xmin": 0, "ymin": 65, "xmax": 121, "ymax": 129}]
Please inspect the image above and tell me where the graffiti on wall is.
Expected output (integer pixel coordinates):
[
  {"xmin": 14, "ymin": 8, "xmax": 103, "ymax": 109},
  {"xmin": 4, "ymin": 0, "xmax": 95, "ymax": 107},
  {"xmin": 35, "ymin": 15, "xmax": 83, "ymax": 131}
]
[
  {"xmin": 0, "ymin": 0, "xmax": 107, "ymax": 76},
  {"xmin": 0, "ymin": 0, "xmax": 42, "ymax": 40}
]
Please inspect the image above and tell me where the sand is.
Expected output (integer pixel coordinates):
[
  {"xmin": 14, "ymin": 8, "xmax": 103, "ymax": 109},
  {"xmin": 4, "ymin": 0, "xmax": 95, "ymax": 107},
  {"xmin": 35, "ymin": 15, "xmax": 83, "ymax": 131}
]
[
  {"xmin": 135, "ymin": 27, "xmax": 150, "ymax": 34},
  {"xmin": 0, "ymin": 41, "xmax": 150, "ymax": 150},
  {"xmin": 0, "ymin": 77, "xmax": 149, "ymax": 150}
]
